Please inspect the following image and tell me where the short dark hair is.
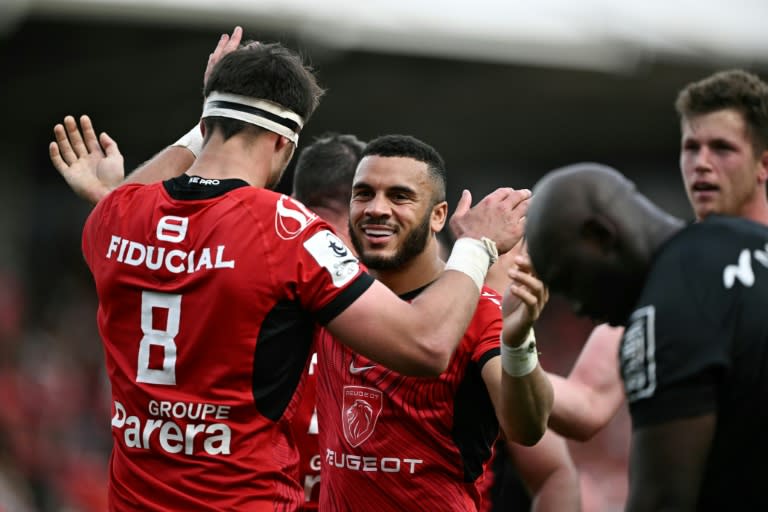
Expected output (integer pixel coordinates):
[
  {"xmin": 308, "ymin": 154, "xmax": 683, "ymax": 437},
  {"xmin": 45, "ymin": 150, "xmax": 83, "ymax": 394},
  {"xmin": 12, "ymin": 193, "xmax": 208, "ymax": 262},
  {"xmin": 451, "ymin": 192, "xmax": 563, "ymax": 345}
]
[
  {"xmin": 292, "ymin": 133, "xmax": 366, "ymax": 208},
  {"xmin": 675, "ymin": 69, "xmax": 768, "ymax": 153},
  {"xmin": 362, "ymin": 135, "xmax": 447, "ymax": 203},
  {"xmin": 203, "ymin": 41, "xmax": 325, "ymax": 140}
]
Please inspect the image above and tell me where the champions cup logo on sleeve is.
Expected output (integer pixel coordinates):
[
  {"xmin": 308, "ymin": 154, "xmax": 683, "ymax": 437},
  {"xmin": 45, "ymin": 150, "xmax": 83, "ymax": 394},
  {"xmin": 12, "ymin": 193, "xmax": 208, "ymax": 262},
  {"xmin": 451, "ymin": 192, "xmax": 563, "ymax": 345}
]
[
  {"xmin": 303, "ymin": 230, "xmax": 360, "ymax": 287},
  {"xmin": 342, "ymin": 386, "xmax": 383, "ymax": 447},
  {"xmin": 275, "ymin": 195, "xmax": 318, "ymax": 240}
]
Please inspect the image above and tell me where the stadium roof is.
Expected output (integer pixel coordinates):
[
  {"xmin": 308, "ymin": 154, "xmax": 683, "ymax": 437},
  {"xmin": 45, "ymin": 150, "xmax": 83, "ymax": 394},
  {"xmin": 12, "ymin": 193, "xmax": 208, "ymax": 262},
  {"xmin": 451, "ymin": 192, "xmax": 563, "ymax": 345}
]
[{"xmin": 5, "ymin": 0, "xmax": 768, "ymax": 71}]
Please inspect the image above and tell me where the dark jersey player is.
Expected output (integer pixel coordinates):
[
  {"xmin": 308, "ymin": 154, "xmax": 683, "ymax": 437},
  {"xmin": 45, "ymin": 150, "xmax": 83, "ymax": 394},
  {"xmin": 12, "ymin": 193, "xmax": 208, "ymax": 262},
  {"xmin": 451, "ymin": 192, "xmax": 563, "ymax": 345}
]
[
  {"xmin": 526, "ymin": 162, "xmax": 768, "ymax": 511},
  {"xmin": 620, "ymin": 214, "xmax": 768, "ymax": 511}
]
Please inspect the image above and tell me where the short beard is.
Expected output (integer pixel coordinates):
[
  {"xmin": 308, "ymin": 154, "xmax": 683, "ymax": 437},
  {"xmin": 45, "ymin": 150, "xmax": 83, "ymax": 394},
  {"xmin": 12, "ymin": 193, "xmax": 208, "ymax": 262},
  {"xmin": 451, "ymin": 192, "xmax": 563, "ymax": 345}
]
[{"xmin": 350, "ymin": 212, "xmax": 432, "ymax": 270}]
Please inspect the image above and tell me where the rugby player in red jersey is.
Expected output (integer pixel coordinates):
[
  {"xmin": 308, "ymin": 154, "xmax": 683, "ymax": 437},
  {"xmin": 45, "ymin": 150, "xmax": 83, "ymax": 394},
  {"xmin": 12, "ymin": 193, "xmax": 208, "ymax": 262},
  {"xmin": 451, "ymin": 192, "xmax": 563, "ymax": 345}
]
[
  {"xmin": 316, "ymin": 135, "xmax": 555, "ymax": 511},
  {"xmin": 49, "ymin": 30, "xmax": 532, "ymax": 511},
  {"xmin": 288, "ymin": 132, "xmax": 366, "ymax": 510}
]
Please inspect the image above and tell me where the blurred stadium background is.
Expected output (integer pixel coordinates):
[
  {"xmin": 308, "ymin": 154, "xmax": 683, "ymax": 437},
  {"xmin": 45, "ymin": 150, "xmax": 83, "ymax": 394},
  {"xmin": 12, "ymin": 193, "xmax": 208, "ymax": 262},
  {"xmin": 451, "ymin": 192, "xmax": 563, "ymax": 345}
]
[{"xmin": 1, "ymin": 1, "xmax": 767, "ymax": 510}]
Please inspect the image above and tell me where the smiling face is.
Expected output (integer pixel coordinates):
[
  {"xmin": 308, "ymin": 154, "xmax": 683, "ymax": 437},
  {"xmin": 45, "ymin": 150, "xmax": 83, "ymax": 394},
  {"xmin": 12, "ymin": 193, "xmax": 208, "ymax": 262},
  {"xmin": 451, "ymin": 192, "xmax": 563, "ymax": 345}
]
[
  {"xmin": 348, "ymin": 155, "xmax": 445, "ymax": 270},
  {"xmin": 680, "ymin": 109, "xmax": 767, "ymax": 220}
]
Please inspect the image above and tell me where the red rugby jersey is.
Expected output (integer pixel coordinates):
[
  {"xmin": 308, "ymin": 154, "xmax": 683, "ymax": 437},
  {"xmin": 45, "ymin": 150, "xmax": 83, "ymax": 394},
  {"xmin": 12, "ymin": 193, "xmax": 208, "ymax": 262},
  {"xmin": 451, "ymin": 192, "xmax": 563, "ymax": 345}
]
[
  {"xmin": 291, "ymin": 346, "xmax": 321, "ymax": 512},
  {"xmin": 316, "ymin": 286, "xmax": 502, "ymax": 512},
  {"xmin": 82, "ymin": 175, "xmax": 372, "ymax": 511},
  {"xmin": 290, "ymin": 346, "xmax": 320, "ymax": 511}
]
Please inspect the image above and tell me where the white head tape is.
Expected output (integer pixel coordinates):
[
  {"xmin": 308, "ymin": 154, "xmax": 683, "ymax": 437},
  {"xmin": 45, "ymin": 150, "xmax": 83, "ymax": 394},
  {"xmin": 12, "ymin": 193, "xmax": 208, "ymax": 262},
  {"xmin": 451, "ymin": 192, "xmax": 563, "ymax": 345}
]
[{"xmin": 202, "ymin": 91, "xmax": 304, "ymax": 144}]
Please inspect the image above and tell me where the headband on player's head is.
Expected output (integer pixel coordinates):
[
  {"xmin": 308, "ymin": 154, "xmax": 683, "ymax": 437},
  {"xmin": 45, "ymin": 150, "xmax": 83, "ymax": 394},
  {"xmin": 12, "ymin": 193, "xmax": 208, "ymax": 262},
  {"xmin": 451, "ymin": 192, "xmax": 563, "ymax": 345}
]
[{"xmin": 202, "ymin": 91, "xmax": 304, "ymax": 144}]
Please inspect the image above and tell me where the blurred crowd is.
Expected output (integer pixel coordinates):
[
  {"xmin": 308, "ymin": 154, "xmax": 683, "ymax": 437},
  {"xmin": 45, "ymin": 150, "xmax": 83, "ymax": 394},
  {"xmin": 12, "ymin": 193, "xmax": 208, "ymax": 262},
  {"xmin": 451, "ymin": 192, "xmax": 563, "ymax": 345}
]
[{"xmin": 0, "ymin": 268, "xmax": 110, "ymax": 512}]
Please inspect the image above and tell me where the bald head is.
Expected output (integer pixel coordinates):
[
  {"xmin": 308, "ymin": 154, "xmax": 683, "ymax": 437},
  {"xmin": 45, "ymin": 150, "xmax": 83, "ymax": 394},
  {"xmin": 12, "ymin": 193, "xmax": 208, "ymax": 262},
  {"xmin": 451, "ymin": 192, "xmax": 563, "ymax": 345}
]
[
  {"xmin": 526, "ymin": 163, "xmax": 683, "ymax": 325},
  {"xmin": 527, "ymin": 163, "xmax": 634, "ymax": 249}
]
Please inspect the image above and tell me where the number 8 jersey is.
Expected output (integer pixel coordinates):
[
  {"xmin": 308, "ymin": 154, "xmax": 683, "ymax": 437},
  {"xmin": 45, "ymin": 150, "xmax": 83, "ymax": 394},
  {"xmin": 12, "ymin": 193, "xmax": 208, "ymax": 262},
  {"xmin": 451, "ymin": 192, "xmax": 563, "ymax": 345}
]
[{"xmin": 82, "ymin": 175, "xmax": 373, "ymax": 512}]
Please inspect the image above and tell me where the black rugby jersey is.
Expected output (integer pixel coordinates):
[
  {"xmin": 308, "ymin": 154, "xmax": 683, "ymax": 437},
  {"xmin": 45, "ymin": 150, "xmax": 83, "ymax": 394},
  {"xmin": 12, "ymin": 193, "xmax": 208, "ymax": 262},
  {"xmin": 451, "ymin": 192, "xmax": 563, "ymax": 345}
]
[{"xmin": 620, "ymin": 214, "xmax": 768, "ymax": 509}]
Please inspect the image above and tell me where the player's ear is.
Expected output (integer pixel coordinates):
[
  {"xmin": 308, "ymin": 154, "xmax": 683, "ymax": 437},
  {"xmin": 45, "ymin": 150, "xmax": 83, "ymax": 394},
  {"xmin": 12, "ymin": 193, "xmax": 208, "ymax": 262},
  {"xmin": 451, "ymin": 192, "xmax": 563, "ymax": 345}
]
[
  {"xmin": 757, "ymin": 148, "xmax": 768, "ymax": 184},
  {"xmin": 431, "ymin": 200, "xmax": 448, "ymax": 232},
  {"xmin": 580, "ymin": 215, "xmax": 616, "ymax": 254},
  {"xmin": 275, "ymin": 134, "xmax": 287, "ymax": 150},
  {"xmin": 274, "ymin": 134, "xmax": 295, "ymax": 161}
]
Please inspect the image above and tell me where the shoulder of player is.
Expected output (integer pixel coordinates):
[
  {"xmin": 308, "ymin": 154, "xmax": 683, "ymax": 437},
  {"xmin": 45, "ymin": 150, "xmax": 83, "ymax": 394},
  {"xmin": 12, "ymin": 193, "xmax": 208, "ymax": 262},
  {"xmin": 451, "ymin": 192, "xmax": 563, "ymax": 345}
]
[
  {"xmin": 469, "ymin": 286, "xmax": 503, "ymax": 329},
  {"xmin": 89, "ymin": 181, "xmax": 148, "ymax": 219},
  {"xmin": 107, "ymin": 181, "xmax": 148, "ymax": 199},
  {"xmin": 685, "ymin": 215, "xmax": 766, "ymax": 242},
  {"xmin": 232, "ymin": 191, "xmax": 337, "ymax": 241},
  {"xmin": 461, "ymin": 291, "xmax": 502, "ymax": 356},
  {"xmin": 657, "ymin": 216, "xmax": 761, "ymax": 264},
  {"xmin": 643, "ymin": 215, "xmax": 768, "ymax": 303},
  {"xmin": 222, "ymin": 186, "xmax": 282, "ymax": 211},
  {"xmin": 478, "ymin": 285, "xmax": 503, "ymax": 308}
]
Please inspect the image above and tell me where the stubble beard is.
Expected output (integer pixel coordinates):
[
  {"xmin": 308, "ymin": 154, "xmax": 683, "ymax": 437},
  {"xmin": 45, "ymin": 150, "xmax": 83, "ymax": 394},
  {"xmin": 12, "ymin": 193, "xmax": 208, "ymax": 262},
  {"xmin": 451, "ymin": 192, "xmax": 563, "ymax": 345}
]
[{"xmin": 350, "ymin": 212, "xmax": 432, "ymax": 271}]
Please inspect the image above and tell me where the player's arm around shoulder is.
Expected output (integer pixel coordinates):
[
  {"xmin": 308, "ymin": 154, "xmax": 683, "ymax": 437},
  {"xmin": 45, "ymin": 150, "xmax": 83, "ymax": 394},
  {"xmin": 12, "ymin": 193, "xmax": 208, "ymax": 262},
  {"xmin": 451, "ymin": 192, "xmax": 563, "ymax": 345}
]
[
  {"xmin": 483, "ymin": 253, "xmax": 553, "ymax": 446},
  {"xmin": 328, "ymin": 187, "xmax": 531, "ymax": 377}
]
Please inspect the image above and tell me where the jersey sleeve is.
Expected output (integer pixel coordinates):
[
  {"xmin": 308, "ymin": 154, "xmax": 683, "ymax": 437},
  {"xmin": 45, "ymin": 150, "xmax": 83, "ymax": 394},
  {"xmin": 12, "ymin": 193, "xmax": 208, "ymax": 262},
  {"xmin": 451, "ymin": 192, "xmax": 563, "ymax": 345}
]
[
  {"xmin": 281, "ymin": 201, "xmax": 374, "ymax": 324},
  {"xmin": 472, "ymin": 288, "xmax": 504, "ymax": 369},
  {"xmin": 625, "ymin": 226, "xmax": 736, "ymax": 428}
]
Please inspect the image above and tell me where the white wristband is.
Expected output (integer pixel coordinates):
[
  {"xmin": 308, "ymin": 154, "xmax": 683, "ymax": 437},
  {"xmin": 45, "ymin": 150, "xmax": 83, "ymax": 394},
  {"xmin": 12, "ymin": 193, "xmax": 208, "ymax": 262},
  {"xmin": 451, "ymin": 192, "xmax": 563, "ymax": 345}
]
[
  {"xmin": 444, "ymin": 237, "xmax": 493, "ymax": 291},
  {"xmin": 500, "ymin": 329, "xmax": 539, "ymax": 377},
  {"xmin": 172, "ymin": 125, "xmax": 204, "ymax": 157}
]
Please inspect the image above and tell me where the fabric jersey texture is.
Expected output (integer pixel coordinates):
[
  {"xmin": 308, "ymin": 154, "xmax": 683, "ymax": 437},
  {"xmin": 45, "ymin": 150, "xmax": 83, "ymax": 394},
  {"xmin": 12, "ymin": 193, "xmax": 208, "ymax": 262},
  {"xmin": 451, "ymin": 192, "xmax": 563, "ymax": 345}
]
[
  {"xmin": 81, "ymin": 175, "xmax": 373, "ymax": 511},
  {"xmin": 316, "ymin": 285, "xmax": 502, "ymax": 511},
  {"xmin": 291, "ymin": 346, "xmax": 320, "ymax": 511},
  {"xmin": 476, "ymin": 439, "xmax": 531, "ymax": 512},
  {"xmin": 620, "ymin": 214, "xmax": 768, "ymax": 509}
]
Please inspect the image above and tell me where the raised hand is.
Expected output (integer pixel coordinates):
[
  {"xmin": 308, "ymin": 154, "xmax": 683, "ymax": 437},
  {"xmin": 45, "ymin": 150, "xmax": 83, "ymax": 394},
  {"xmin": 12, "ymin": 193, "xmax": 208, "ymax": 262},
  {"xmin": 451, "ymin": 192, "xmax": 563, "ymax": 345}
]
[
  {"xmin": 49, "ymin": 115, "xmax": 124, "ymax": 205},
  {"xmin": 449, "ymin": 187, "xmax": 530, "ymax": 254},
  {"xmin": 501, "ymin": 251, "xmax": 549, "ymax": 347},
  {"xmin": 204, "ymin": 26, "xmax": 244, "ymax": 88}
]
